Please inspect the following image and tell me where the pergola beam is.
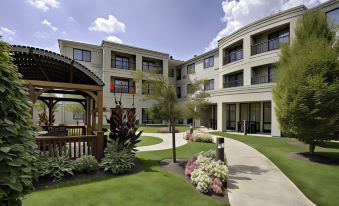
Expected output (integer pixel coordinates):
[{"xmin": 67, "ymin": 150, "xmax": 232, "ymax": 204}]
[
  {"xmin": 38, "ymin": 96, "xmax": 86, "ymax": 103},
  {"xmin": 24, "ymin": 80, "xmax": 102, "ymax": 91}
]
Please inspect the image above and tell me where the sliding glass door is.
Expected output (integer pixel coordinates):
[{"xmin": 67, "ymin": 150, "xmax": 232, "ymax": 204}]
[
  {"xmin": 263, "ymin": 102, "xmax": 272, "ymax": 132},
  {"xmin": 226, "ymin": 104, "xmax": 236, "ymax": 130}
]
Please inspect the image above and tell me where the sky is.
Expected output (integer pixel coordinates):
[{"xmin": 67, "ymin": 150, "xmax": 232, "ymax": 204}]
[{"xmin": 0, "ymin": 0, "xmax": 329, "ymax": 61}]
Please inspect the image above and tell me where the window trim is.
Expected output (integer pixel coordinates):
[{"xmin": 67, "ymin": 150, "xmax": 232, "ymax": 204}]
[
  {"xmin": 204, "ymin": 56, "xmax": 214, "ymax": 68},
  {"xmin": 73, "ymin": 48, "xmax": 91, "ymax": 62}
]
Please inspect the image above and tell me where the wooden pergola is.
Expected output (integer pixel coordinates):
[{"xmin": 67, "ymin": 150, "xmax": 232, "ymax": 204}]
[{"xmin": 11, "ymin": 45, "xmax": 105, "ymax": 160}]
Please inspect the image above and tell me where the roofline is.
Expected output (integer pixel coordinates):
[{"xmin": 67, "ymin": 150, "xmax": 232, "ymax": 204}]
[
  {"xmin": 218, "ymin": 5, "xmax": 306, "ymax": 45},
  {"xmin": 312, "ymin": 0, "xmax": 338, "ymax": 10},
  {"xmin": 58, "ymin": 39, "xmax": 102, "ymax": 50},
  {"xmin": 177, "ymin": 48, "xmax": 218, "ymax": 67},
  {"xmin": 12, "ymin": 45, "xmax": 105, "ymax": 86},
  {"xmin": 101, "ymin": 40, "xmax": 169, "ymax": 57}
]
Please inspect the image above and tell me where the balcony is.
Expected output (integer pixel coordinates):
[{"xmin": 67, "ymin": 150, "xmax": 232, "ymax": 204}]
[
  {"xmin": 251, "ymin": 74, "xmax": 275, "ymax": 85},
  {"xmin": 113, "ymin": 85, "xmax": 136, "ymax": 94},
  {"xmin": 111, "ymin": 59, "xmax": 135, "ymax": 70},
  {"xmin": 223, "ymin": 79, "xmax": 243, "ymax": 88},
  {"xmin": 142, "ymin": 64, "xmax": 163, "ymax": 74},
  {"xmin": 251, "ymin": 35, "xmax": 289, "ymax": 55},
  {"xmin": 223, "ymin": 49, "xmax": 243, "ymax": 65}
]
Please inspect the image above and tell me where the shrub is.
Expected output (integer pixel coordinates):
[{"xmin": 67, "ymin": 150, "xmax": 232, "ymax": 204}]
[
  {"xmin": 100, "ymin": 141, "xmax": 135, "ymax": 174},
  {"xmin": 184, "ymin": 156, "xmax": 198, "ymax": 176},
  {"xmin": 73, "ymin": 155, "xmax": 99, "ymax": 173},
  {"xmin": 0, "ymin": 41, "xmax": 37, "ymax": 205},
  {"xmin": 201, "ymin": 160, "xmax": 228, "ymax": 183},
  {"xmin": 191, "ymin": 168, "xmax": 212, "ymax": 193},
  {"xmin": 212, "ymin": 178, "xmax": 223, "ymax": 195},
  {"xmin": 157, "ymin": 127, "xmax": 179, "ymax": 133},
  {"xmin": 35, "ymin": 155, "xmax": 74, "ymax": 182},
  {"xmin": 197, "ymin": 149, "xmax": 216, "ymax": 159},
  {"xmin": 192, "ymin": 131, "xmax": 213, "ymax": 143}
]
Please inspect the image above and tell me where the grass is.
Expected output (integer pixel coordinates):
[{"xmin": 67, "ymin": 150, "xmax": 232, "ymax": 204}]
[
  {"xmin": 22, "ymin": 142, "xmax": 226, "ymax": 206},
  {"xmin": 136, "ymin": 136, "xmax": 163, "ymax": 147},
  {"xmin": 212, "ymin": 132, "xmax": 339, "ymax": 206},
  {"xmin": 137, "ymin": 125, "xmax": 190, "ymax": 133}
]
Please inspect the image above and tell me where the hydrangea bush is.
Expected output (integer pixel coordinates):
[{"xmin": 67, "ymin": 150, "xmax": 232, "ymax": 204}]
[
  {"xmin": 185, "ymin": 149, "xmax": 228, "ymax": 195},
  {"xmin": 192, "ymin": 131, "xmax": 213, "ymax": 143}
]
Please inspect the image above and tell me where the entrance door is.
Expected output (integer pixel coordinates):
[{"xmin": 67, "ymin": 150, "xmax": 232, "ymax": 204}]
[
  {"xmin": 249, "ymin": 103, "xmax": 260, "ymax": 132},
  {"xmin": 226, "ymin": 104, "xmax": 236, "ymax": 129},
  {"xmin": 263, "ymin": 102, "xmax": 271, "ymax": 133}
]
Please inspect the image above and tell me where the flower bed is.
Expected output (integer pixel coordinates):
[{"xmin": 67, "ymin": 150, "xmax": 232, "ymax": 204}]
[
  {"xmin": 184, "ymin": 131, "xmax": 213, "ymax": 143},
  {"xmin": 157, "ymin": 127, "xmax": 179, "ymax": 133},
  {"xmin": 185, "ymin": 150, "xmax": 228, "ymax": 195}
]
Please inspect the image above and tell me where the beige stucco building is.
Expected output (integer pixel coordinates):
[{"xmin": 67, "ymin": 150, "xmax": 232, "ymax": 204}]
[{"xmin": 56, "ymin": 0, "xmax": 338, "ymax": 136}]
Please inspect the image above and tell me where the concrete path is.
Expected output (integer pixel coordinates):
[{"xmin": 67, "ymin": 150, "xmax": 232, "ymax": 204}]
[
  {"xmin": 210, "ymin": 134, "xmax": 315, "ymax": 206},
  {"xmin": 137, "ymin": 132, "xmax": 187, "ymax": 152}
]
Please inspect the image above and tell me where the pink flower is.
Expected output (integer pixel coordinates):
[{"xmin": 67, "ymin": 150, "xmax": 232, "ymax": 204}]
[
  {"xmin": 184, "ymin": 132, "xmax": 193, "ymax": 141},
  {"xmin": 212, "ymin": 178, "xmax": 224, "ymax": 195},
  {"xmin": 185, "ymin": 156, "xmax": 198, "ymax": 176}
]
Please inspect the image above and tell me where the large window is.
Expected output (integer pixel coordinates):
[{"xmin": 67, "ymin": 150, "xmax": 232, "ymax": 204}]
[
  {"xmin": 204, "ymin": 79, "xmax": 214, "ymax": 91},
  {"xmin": 226, "ymin": 104, "xmax": 236, "ymax": 130},
  {"xmin": 73, "ymin": 48, "xmax": 91, "ymax": 62},
  {"xmin": 187, "ymin": 63, "xmax": 195, "ymax": 74},
  {"xmin": 268, "ymin": 29, "xmax": 290, "ymax": 51},
  {"xmin": 111, "ymin": 78, "xmax": 135, "ymax": 94},
  {"xmin": 142, "ymin": 60, "xmax": 155, "ymax": 71},
  {"xmin": 240, "ymin": 103, "xmax": 261, "ymax": 133},
  {"xmin": 263, "ymin": 102, "xmax": 272, "ymax": 132},
  {"xmin": 142, "ymin": 80, "xmax": 153, "ymax": 95},
  {"xmin": 113, "ymin": 55, "xmax": 130, "ymax": 69},
  {"xmin": 224, "ymin": 71, "xmax": 243, "ymax": 88},
  {"xmin": 326, "ymin": 8, "xmax": 339, "ymax": 25},
  {"xmin": 204, "ymin": 56, "xmax": 214, "ymax": 68}
]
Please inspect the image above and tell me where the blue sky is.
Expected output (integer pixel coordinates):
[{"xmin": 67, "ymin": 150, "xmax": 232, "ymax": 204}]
[{"xmin": 0, "ymin": 0, "xmax": 327, "ymax": 61}]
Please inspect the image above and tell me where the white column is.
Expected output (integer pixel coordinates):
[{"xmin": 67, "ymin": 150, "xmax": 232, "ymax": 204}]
[{"xmin": 217, "ymin": 102, "xmax": 226, "ymax": 131}]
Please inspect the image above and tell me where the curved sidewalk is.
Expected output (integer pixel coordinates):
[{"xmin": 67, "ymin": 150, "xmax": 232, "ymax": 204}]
[
  {"xmin": 212, "ymin": 135, "xmax": 315, "ymax": 206},
  {"xmin": 137, "ymin": 132, "xmax": 187, "ymax": 152}
]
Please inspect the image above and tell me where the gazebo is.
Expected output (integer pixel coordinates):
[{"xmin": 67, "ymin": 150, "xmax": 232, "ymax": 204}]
[{"xmin": 11, "ymin": 45, "xmax": 105, "ymax": 160}]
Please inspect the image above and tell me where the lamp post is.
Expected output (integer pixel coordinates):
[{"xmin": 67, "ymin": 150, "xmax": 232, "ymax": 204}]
[{"xmin": 216, "ymin": 137, "xmax": 225, "ymax": 162}]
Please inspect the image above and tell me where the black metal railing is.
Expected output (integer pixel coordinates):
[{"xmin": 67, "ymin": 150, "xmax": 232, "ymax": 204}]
[
  {"xmin": 111, "ymin": 59, "xmax": 135, "ymax": 70},
  {"xmin": 223, "ymin": 49, "xmax": 243, "ymax": 65},
  {"xmin": 251, "ymin": 35, "xmax": 289, "ymax": 55},
  {"xmin": 251, "ymin": 74, "xmax": 275, "ymax": 85},
  {"xmin": 142, "ymin": 65, "xmax": 163, "ymax": 74},
  {"xmin": 111, "ymin": 85, "xmax": 136, "ymax": 94},
  {"xmin": 223, "ymin": 79, "xmax": 243, "ymax": 88}
]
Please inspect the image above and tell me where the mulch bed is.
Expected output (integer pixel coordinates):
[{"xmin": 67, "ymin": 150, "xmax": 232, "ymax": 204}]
[
  {"xmin": 160, "ymin": 159, "xmax": 230, "ymax": 205},
  {"xmin": 34, "ymin": 159, "xmax": 144, "ymax": 190},
  {"xmin": 288, "ymin": 152, "xmax": 339, "ymax": 165}
]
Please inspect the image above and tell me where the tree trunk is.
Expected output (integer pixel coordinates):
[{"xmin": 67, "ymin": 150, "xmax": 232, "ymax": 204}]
[
  {"xmin": 168, "ymin": 124, "xmax": 171, "ymax": 133},
  {"xmin": 171, "ymin": 119, "xmax": 176, "ymax": 163},
  {"xmin": 309, "ymin": 141, "xmax": 316, "ymax": 155}
]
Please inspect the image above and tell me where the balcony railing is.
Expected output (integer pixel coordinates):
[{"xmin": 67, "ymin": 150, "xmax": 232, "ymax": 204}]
[
  {"xmin": 142, "ymin": 65, "xmax": 163, "ymax": 74},
  {"xmin": 223, "ymin": 79, "xmax": 243, "ymax": 88},
  {"xmin": 251, "ymin": 35, "xmax": 289, "ymax": 55},
  {"xmin": 251, "ymin": 74, "xmax": 275, "ymax": 85},
  {"xmin": 111, "ymin": 85, "xmax": 136, "ymax": 94},
  {"xmin": 223, "ymin": 49, "xmax": 243, "ymax": 65},
  {"xmin": 111, "ymin": 59, "xmax": 135, "ymax": 70}
]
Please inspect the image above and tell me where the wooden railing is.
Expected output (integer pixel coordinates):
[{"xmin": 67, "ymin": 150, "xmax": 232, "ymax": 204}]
[{"xmin": 35, "ymin": 135, "xmax": 97, "ymax": 159}]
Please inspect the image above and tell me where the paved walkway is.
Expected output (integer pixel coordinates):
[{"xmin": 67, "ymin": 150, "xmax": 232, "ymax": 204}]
[
  {"xmin": 137, "ymin": 132, "xmax": 188, "ymax": 152},
  {"xmin": 210, "ymin": 134, "xmax": 315, "ymax": 206}
]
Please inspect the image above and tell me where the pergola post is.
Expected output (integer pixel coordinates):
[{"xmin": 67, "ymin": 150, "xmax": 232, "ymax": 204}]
[{"xmin": 96, "ymin": 89, "xmax": 104, "ymax": 160}]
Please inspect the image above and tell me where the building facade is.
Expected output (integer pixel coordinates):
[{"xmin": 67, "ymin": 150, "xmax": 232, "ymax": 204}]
[{"xmin": 56, "ymin": 0, "xmax": 339, "ymax": 136}]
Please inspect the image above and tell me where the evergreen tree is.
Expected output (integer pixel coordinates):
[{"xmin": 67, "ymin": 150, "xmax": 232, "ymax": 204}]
[
  {"xmin": 273, "ymin": 9, "xmax": 339, "ymax": 155},
  {"xmin": 0, "ymin": 40, "xmax": 37, "ymax": 205}
]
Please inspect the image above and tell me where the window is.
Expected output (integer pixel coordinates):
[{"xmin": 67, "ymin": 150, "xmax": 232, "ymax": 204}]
[
  {"xmin": 187, "ymin": 84, "xmax": 192, "ymax": 94},
  {"xmin": 176, "ymin": 87, "xmax": 181, "ymax": 98},
  {"xmin": 204, "ymin": 79, "xmax": 214, "ymax": 91},
  {"xmin": 224, "ymin": 72, "xmax": 243, "ymax": 88},
  {"xmin": 142, "ymin": 80, "xmax": 153, "ymax": 94},
  {"xmin": 176, "ymin": 68, "xmax": 182, "ymax": 80},
  {"xmin": 226, "ymin": 104, "xmax": 236, "ymax": 129},
  {"xmin": 73, "ymin": 48, "xmax": 91, "ymax": 62},
  {"xmin": 73, "ymin": 113, "xmax": 84, "ymax": 120},
  {"xmin": 326, "ymin": 8, "xmax": 339, "ymax": 25},
  {"xmin": 228, "ymin": 46, "xmax": 243, "ymax": 63},
  {"xmin": 268, "ymin": 29, "xmax": 289, "ymax": 51},
  {"xmin": 113, "ymin": 55, "xmax": 129, "ymax": 69},
  {"xmin": 204, "ymin": 56, "xmax": 214, "ymax": 68},
  {"xmin": 111, "ymin": 78, "xmax": 135, "ymax": 94},
  {"xmin": 142, "ymin": 60, "xmax": 155, "ymax": 71},
  {"xmin": 187, "ymin": 63, "xmax": 195, "ymax": 74},
  {"xmin": 263, "ymin": 102, "xmax": 272, "ymax": 132},
  {"xmin": 168, "ymin": 68, "xmax": 174, "ymax": 77}
]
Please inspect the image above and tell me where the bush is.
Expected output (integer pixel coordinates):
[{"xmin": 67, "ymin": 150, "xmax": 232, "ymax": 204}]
[
  {"xmin": 192, "ymin": 131, "xmax": 213, "ymax": 143},
  {"xmin": 198, "ymin": 149, "xmax": 216, "ymax": 159},
  {"xmin": 34, "ymin": 155, "xmax": 74, "ymax": 182},
  {"xmin": 0, "ymin": 41, "xmax": 37, "ymax": 205},
  {"xmin": 191, "ymin": 168, "xmax": 212, "ymax": 193},
  {"xmin": 201, "ymin": 161, "xmax": 228, "ymax": 183},
  {"xmin": 100, "ymin": 141, "xmax": 135, "ymax": 174},
  {"xmin": 157, "ymin": 127, "xmax": 179, "ymax": 133},
  {"xmin": 184, "ymin": 132, "xmax": 192, "ymax": 141},
  {"xmin": 184, "ymin": 156, "xmax": 198, "ymax": 176},
  {"xmin": 73, "ymin": 155, "xmax": 99, "ymax": 173}
]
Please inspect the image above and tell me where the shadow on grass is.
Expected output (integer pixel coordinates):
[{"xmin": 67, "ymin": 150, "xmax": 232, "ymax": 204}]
[
  {"xmin": 318, "ymin": 141, "xmax": 339, "ymax": 149},
  {"xmin": 289, "ymin": 152, "xmax": 339, "ymax": 165}
]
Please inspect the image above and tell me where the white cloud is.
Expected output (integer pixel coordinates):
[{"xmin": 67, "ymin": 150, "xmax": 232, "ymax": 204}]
[
  {"xmin": 26, "ymin": 0, "xmax": 60, "ymax": 12},
  {"xmin": 41, "ymin": 19, "xmax": 58, "ymax": 31},
  {"xmin": 0, "ymin": 27, "xmax": 15, "ymax": 41},
  {"xmin": 205, "ymin": 0, "xmax": 329, "ymax": 52},
  {"xmin": 68, "ymin": 16, "xmax": 75, "ymax": 22},
  {"xmin": 89, "ymin": 15, "xmax": 125, "ymax": 34},
  {"xmin": 106, "ymin": 35, "xmax": 123, "ymax": 44}
]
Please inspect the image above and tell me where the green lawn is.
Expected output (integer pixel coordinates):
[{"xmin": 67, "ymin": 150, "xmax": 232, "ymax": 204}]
[
  {"xmin": 137, "ymin": 125, "xmax": 190, "ymax": 133},
  {"xmin": 22, "ymin": 142, "xmax": 226, "ymax": 206},
  {"xmin": 212, "ymin": 132, "xmax": 339, "ymax": 206},
  {"xmin": 136, "ymin": 136, "xmax": 163, "ymax": 147}
]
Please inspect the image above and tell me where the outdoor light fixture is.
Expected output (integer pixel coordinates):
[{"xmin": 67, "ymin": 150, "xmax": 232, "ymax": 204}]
[{"xmin": 216, "ymin": 137, "xmax": 225, "ymax": 162}]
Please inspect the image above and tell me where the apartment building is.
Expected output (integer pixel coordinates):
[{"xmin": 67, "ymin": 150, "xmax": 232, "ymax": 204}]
[{"xmin": 57, "ymin": 0, "xmax": 338, "ymax": 136}]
